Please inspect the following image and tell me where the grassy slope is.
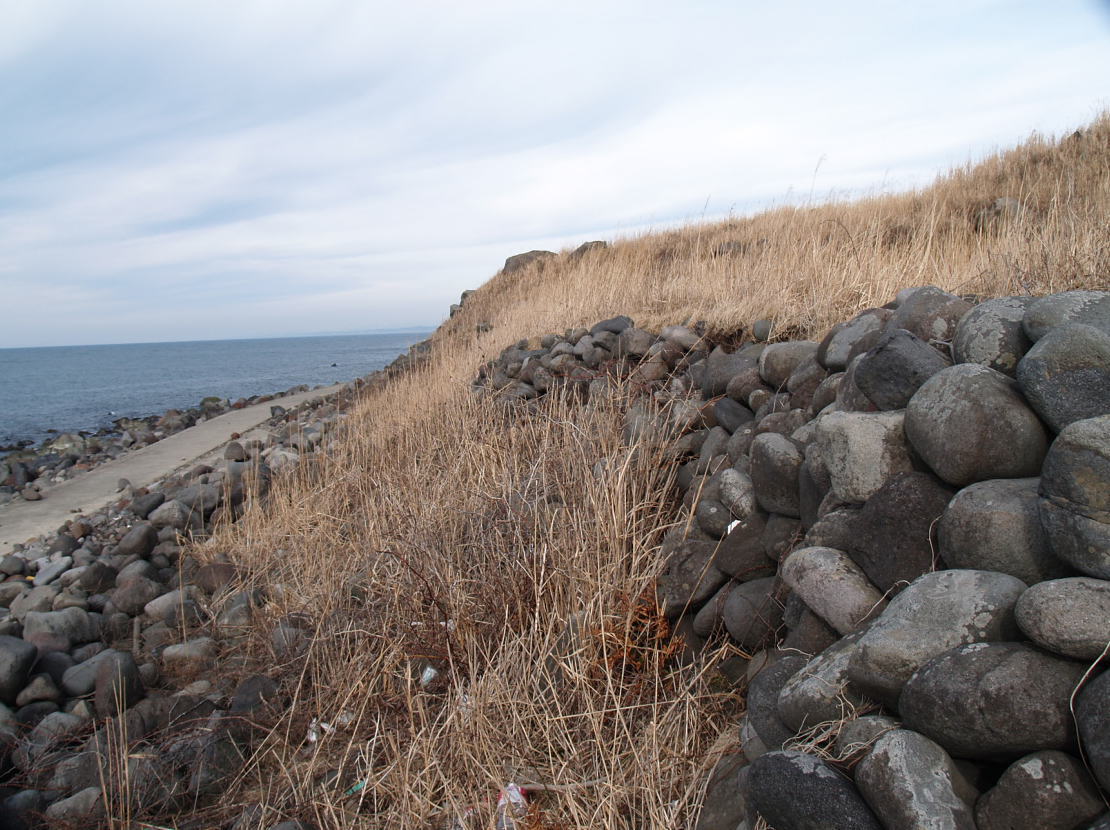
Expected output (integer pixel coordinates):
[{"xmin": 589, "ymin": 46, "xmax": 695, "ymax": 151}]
[{"xmin": 186, "ymin": 116, "xmax": 1107, "ymax": 829}]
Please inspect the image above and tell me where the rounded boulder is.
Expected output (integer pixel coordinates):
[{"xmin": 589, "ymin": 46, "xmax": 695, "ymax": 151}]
[
  {"xmin": 904, "ymin": 363, "xmax": 1048, "ymax": 486},
  {"xmin": 952, "ymin": 295, "xmax": 1034, "ymax": 375},
  {"xmin": 1017, "ymin": 323, "xmax": 1110, "ymax": 432},
  {"xmin": 899, "ymin": 642, "xmax": 1087, "ymax": 761}
]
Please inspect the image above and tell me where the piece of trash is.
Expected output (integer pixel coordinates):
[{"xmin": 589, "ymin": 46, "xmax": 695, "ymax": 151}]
[
  {"xmin": 420, "ymin": 665, "xmax": 440, "ymax": 687},
  {"xmin": 335, "ymin": 710, "xmax": 356, "ymax": 726},
  {"xmin": 494, "ymin": 783, "xmax": 528, "ymax": 830},
  {"xmin": 306, "ymin": 718, "xmax": 334, "ymax": 744},
  {"xmin": 726, "ymin": 519, "xmax": 740, "ymax": 534},
  {"xmin": 444, "ymin": 806, "xmax": 477, "ymax": 830},
  {"xmin": 344, "ymin": 778, "xmax": 367, "ymax": 797}
]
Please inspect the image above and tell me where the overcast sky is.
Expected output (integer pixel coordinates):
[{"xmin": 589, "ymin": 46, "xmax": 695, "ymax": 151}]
[{"xmin": 1, "ymin": 1, "xmax": 1108, "ymax": 347}]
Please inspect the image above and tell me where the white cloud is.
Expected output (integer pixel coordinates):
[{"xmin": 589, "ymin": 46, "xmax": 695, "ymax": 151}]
[{"xmin": 1, "ymin": 1, "xmax": 1108, "ymax": 346}]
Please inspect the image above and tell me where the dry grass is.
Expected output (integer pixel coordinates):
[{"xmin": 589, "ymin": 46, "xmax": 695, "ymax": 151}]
[{"xmin": 140, "ymin": 116, "xmax": 1107, "ymax": 828}]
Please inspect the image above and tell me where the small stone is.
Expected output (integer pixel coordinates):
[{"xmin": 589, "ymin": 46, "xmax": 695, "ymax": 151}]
[
  {"xmin": 22, "ymin": 607, "xmax": 98, "ymax": 653},
  {"xmin": 0, "ymin": 636, "xmax": 38, "ymax": 704},
  {"xmin": 114, "ymin": 522, "xmax": 158, "ymax": 558},
  {"xmin": 61, "ymin": 649, "xmax": 122, "ymax": 697},
  {"xmin": 112, "ymin": 576, "xmax": 164, "ymax": 616},
  {"xmin": 751, "ymin": 319, "xmax": 774, "ymax": 341},
  {"xmin": 15, "ymin": 674, "xmax": 62, "ymax": 707},
  {"xmin": 818, "ymin": 309, "xmax": 892, "ymax": 371},
  {"xmin": 746, "ymin": 655, "xmax": 808, "ymax": 750},
  {"xmin": 777, "ymin": 629, "xmax": 871, "ymax": 731},
  {"xmin": 195, "ymin": 561, "xmax": 240, "ymax": 593},
  {"xmin": 694, "ymin": 752, "xmax": 750, "ymax": 830},
  {"xmin": 657, "ymin": 541, "xmax": 727, "ymax": 618},
  {"xmin": 162, "ymin": 637, "xmax": 217, "ymax": 675},
  {"xmin": 33, "ymin": 556, "xmax": 72, "ymax": 587},
  {"xmin": 719, "ymin": 577, "xmax": 782, "ymax": 651},
  {"xmin": 833, "ymin": 715, "xmax": 901, "ymax": 762},
  {"xmin": 44, "ymin": 786, "xmax": 105, "ymax": 822},
  {"xmin": 713, "ymin": 397, "xmax": 754, "ymax": 434},
  {"xmin": 94, "ymin": 651, "xmax": 145, "ymax": 717},
  {"xmin": 224, "ymin": 441, "xmax": 249, "ymax": 462}
]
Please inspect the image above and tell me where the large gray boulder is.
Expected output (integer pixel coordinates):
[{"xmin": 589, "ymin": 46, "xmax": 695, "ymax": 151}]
[
  {"xmin": 899, "ymin": 642, "xmax": 1087, "ymax": 761},
  {"xmin": 1038, "ymin": 415, "xmax": 1110, "ymax": 578},
  {"xmin": 952, "ymin": 295, "xmax": 1033, "ymax": 375},
  {"xmin": 904, "ymin": 364, "xmax": 1048, "ymax": 486},
  {"xmin": 938, "ymin": 478, "xmax": 1069, "ymax": 585},
  {"xmin": 759, "ymin": 342, "xmax": 819, "ymax": 388},
  {"xmin": 746, "ymin": 655, "xmax": 808, "ymax": 750},
  {"xmin": 834, "ymin": 354, "xmax": 880, "ymax": 412},
  {"xmin": 777, "ymin": 629, "xmax": 872, "ymax": 731},
  {"xmin": 1017, "ymin": 323, "xmax": 1110, "ymax": 432},
  {"xmin": 974, "ymin": 750, "xmax": 1105, "ymax": 830},
  {"xmin": 114, "ymin": 522, "xmax": 159, "ymax": 558},
  {"xmin": 703, "ymin": 345, "xmax": 761, "ymax": 397},
  {"xmin": 502, "ymin": 249, "xmax": 555, "ymax": 274},
  {"xmin": 1015, "ymin": 577, "xmax": 1110, "ymax": 660},
  {"xmin": 855, "ymin": 729, "xmax": 978, "ymax": 830},
  {"xmin": 0, "ymin": 637, "xmax": 37, "ymax": 704},
  {"xmin": 657, "ymin": 541, "xmax": 727, "ymax": 618},
  {"xmin": 719, "ymin": 577, "xmax": 782, "ymax": 651},
  {"xmin": 22, "ymin": 607, "xmax": 99, "ymax": 653},
  {"xmin": 848, "ymin": 570, "xmax": 1026, "ymax": 707},
  {"xmin": 779, "ymin": 547, "xmax": 885, "ymax": 635},
  {"xmin": 714, "ymin": 511, "xmax": 775, "ymax": 582},
  {"xmin": 748, "ymin": 751, "xmax": 882, "ymax": 830},
  {"xmin": 854, "ymin": 329, "xmax": 951, "ymax": 410},
  {"xmin": 1023, "ymin": 289, "xmax": 1110, "ymax": 341},
  {"xmin": 844, "ymin": 472, "xmax": 954, "ymax": 594},
  {"xmin": 818, "ymin": 309, "xmax": 892, "ymax": 371},
  {"xmin": 749, "ymin": 433, "xmax": 803, "ymax": 517},
  {"xmin": 694, "ymin": 753, "xmax": 750, "ymax": 830},
  {"xmin": 815, "ymin": 410, "xmax": 914, "ymax": 504},
  {"xmin": 885, "ymin": 286, "xmax": 973, "ymax": 345},
  {"xmin": 1076, "ymin": 670, "xmax": 1110, "ymax": 793}
]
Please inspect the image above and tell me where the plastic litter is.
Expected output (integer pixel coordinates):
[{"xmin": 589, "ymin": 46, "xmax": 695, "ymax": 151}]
[{"xmin": 494, "ymin": 783, "xmax": 528, "ymax": 830}]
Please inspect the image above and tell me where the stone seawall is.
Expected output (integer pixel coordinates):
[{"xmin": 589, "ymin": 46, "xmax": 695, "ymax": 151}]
[{"xmin": 474, "ymin": 286, "xmax": 1110, "ymax": 829}]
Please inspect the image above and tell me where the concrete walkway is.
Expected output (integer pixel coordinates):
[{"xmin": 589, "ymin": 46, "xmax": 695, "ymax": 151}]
[{"xmin": 0, "ymin": 384, "xmax": 346, "ymax": 551}]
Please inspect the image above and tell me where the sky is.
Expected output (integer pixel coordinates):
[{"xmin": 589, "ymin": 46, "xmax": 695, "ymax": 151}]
[{"xmin": 1, "ymin": 1, "xmax": 1108, "ymax": 347}]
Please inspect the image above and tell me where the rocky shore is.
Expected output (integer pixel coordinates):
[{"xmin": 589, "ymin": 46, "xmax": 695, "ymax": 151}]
[
  {"xmin": 0, "ymin": 337, "xmax": 437, "ymax": 828},
  {"xmin": 0, "ymin": 281, "xmax": 1107, "ymax": 827},
  {"xmin": 0, "ymin": 336, "xmax": 434, "ymax": 507},
  {"xmin": 473, "ymin": 286, "xmax": 1110, "ymax": 829}
]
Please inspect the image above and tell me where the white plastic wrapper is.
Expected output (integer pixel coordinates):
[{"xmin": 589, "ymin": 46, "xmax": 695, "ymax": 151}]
[{"xmin": 494, "ymin": 783, "xmax": 528, "ymax": 830}]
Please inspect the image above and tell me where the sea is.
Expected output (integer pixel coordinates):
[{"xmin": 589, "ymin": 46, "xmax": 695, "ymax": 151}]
[{"xmin": 0, "ymin": 331, "xmax": 431, "ymax": 450}]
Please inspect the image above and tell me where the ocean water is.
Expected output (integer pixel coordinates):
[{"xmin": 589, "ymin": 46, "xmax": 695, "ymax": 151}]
[{"xmin": 0, "ymin": 331, "xmax": 430, "ymax": 449}]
